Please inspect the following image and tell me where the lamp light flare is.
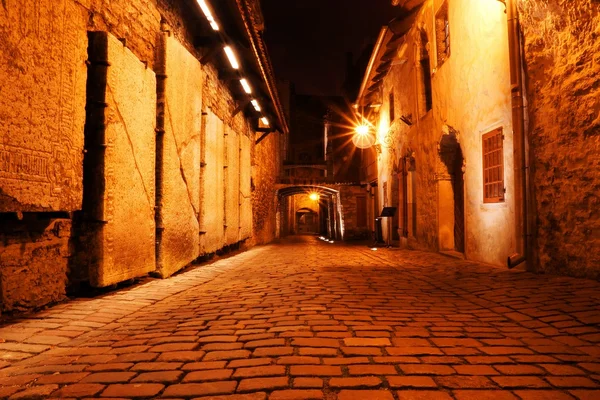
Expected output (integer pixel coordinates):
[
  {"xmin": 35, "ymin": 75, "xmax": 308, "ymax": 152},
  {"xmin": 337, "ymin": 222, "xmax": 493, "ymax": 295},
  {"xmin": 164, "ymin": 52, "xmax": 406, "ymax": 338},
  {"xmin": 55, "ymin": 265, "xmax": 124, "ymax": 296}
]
[
  {"xmin": 198, "ymin": 0, "xmax": 219, "ymax": 31},
  {"xmin": 355, "ymin": 124, "xmax": 370, "ymax": 136},
  {"xmin": 224, "ymin": 46, "xmax": 239, "ymax": 69},
  {"xmin": 251, "ymin": 99, "xmax": 261, "ymax": 112},
  {"xmin": 240, "ymin": 79, "xmax": 252, "ymax": 94},
  {"xmin": 260, "ymin": 117, "xmax": 270, "ymax": 126},
  {"xmin": 309, "ymin": 193, "xmax": 320, "ymax": 201}
]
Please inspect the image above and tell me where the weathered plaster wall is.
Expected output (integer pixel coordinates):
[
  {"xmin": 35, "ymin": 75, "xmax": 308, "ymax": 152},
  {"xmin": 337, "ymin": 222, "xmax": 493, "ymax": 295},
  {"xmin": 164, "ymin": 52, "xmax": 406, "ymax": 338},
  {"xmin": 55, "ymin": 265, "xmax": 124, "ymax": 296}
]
[
  {"xmin": 432, "ymin": 0, "xmax": 515, "ymax": 265},
  {"xmin": 377, "ymin": 0, "xmax": 516, "ymax": 265},
  {"xmin": 519, "ymin": 0, "xmax": 600, "ymax": 279},
  {"xmin": 156, "ymin": 33, "xmax": 203, "ymax": 278}
]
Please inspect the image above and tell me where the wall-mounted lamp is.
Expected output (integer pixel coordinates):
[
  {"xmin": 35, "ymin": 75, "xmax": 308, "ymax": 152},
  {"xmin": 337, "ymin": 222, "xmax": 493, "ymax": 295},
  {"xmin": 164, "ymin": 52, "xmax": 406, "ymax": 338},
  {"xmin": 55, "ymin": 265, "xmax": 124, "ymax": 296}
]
[
  {"xmin": 309, "ymin": 193, "xmax": 320, "ymax": 201},
  {"xmin": 352, "ymin": 123, "xmax": 376, "ymax": 149}
]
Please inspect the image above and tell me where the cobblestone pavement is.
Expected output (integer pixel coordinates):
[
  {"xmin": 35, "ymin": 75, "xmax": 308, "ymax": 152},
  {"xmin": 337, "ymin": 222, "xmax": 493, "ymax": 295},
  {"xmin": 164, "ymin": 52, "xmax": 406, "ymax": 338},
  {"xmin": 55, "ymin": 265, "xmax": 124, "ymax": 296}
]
[{"xmin": 1, "ymin": 236, "xmax": 600, "ymax": 400}]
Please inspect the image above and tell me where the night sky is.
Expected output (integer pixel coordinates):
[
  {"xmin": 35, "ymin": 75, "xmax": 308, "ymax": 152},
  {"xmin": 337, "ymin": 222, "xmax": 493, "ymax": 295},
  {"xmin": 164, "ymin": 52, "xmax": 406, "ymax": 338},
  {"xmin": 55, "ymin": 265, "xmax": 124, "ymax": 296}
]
[{"xmin": 262, "ymin": 1, "xmax": 400, "ymax": 96}]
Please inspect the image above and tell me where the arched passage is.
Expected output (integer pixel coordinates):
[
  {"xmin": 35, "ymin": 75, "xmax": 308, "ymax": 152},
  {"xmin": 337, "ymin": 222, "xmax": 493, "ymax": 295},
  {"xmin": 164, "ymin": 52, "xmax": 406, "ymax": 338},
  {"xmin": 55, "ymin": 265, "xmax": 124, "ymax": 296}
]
[{"xmin": 276, "ymin": 185, "xmax": 343, "ymax": 240}]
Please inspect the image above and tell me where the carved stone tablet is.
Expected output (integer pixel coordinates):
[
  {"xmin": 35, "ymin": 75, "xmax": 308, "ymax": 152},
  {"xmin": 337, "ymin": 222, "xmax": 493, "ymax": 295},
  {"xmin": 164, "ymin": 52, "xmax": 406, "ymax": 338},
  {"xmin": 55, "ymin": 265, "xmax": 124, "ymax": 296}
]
[
  {"xmin": 200, "ymin": 110, "xmax": 225, "ymax": 255},
  {"xmin": 240, "ymin": 134, "xmax": 252, "ymax": 240},
  {"xmin": 0, "ymin": 0, "xmax": 88, "ymax": 211},
  {"xmin": 156, "ymin": 34, "xmax": 203, "ymax": 278},
  {"xmin": 85, "ymin": 32, "xmax": 156, "ymax": 287},
  {"xmin": 225, "ymin": 126, "xmax": 240, "ymax": 245}
]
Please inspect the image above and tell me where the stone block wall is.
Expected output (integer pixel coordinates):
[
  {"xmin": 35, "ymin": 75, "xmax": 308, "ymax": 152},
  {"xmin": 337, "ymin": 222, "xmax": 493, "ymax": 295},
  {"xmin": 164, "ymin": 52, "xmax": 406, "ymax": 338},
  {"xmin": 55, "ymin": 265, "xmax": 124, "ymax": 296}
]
[
  {"xmin": 156, "ymin": 33, "xmax": 203, "ymax": 278},
  {"xmin": 0, "ymin": 0, "xmax": 282, "ymax": 312},
  {"xmin": 84, "ymin": 31, "xmax": 157, "ymax": 288},
  {"xmin": 0, "ymin": 216, "xmax": 71, "ymax": 311},
  {"xmin": 519, "ymin": 0, "xmax": 600, "ymax": 279}
]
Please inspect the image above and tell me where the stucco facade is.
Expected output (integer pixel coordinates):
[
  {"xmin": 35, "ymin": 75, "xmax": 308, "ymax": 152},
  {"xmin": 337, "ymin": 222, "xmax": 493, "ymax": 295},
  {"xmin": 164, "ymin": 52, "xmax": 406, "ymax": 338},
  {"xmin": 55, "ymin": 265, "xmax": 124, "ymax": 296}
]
[
  {"xmin": 360, "ymin": 0, "xmax": 599, "ymax": 278},
  {"xmin": 360, "ymin": 0, "xmax": 517, "ymax": 266}
]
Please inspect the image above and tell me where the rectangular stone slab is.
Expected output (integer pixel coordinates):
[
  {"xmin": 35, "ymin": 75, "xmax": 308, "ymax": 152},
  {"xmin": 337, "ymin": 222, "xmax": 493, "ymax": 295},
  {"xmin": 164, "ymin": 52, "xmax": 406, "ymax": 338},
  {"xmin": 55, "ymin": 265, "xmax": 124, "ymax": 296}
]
[
  {"xmin": 156, "ymin": 34, "xmax": 203, "ymax": 278},
  {"xmin": 0, "ymin": 0, "xmax": 88, "ymax": 212},
  {"xmin": 225, "ymin": 127, "xmax": 240, "ymax": 245},
  {"xmin": 240, "ymin": 134, "xmax": 252, "ymax": 240},
  {"xmin": 200, "ymin": 110, "xmax": 225, "ymax": 255},
  {"xmin": 85, "ymin": 32, "xmax": 156, "ymax": 287}
]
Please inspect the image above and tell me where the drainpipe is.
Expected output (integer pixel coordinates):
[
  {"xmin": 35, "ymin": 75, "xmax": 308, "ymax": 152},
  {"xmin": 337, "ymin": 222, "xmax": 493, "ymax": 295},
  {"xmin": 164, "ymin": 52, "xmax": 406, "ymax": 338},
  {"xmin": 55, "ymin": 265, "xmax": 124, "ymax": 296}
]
[{"xmin": 505, "ymin": 0, "xmax": 532, "ymax": 269}]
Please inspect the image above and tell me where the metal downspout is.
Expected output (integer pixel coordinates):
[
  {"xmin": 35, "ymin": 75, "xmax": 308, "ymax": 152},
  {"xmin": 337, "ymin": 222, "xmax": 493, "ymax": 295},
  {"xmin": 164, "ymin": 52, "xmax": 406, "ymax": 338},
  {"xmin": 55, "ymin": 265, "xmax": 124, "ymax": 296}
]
[{"xmin": 506, "ymin": 0, "xmax": 532, "ymax": 269}]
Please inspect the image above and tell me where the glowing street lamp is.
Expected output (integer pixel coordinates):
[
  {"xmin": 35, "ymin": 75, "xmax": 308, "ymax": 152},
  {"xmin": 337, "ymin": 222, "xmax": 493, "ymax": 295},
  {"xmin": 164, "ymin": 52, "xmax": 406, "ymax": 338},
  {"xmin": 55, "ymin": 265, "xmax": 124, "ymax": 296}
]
[
  {"xmin": 352, "ymin": 123, "xmax": 376, "ymax": 149},
  {"xmin": 309, "ymin": 193, "xmax": 320, "ymax": 201}
]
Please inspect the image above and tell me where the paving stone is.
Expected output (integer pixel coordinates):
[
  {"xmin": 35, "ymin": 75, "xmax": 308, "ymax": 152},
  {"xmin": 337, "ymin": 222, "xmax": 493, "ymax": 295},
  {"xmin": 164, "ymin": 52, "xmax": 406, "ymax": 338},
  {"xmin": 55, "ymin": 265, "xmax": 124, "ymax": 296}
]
[
  {"xmin": 337, "ymin": 389, "xmax": 394, "ymax": 400},
  {"xmin": 163, "ymin": 381, "xmax": 237, "ymax": 397},
  {"xmin": 1, "ymin": 238, "xmax": 599, "ymax": 399},
  {"xmin": 269, "ymin": 389, "xmax": 324, "ymax": 399},
  {"xmin": 100, "ymin": 383, "xmax": 164, "ymax": 397}
]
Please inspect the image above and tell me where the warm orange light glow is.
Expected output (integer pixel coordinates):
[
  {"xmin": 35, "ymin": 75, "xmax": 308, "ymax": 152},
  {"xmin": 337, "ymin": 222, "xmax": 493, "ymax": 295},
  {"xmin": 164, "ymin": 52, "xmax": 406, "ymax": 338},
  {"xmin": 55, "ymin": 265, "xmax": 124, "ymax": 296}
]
[
  {"xmin": 240, "ymin": 79, "xmax": 252, "ymax": 94},
  {"xmin": 224, "ymin": 46, "xmax": 239, "ymax": 69},
  {"xmin": 260, "ymin": 117, "xmax": 269, "ymax": 126},
  {"xmin": 198, "ymin": 0, "xmax": 219, "ymax": 31},
  {"xmin": 309, "ymin": 193, "xmax": 320, "ymax": 201},
  {"xmin": 355, "ymin": 124, "xmax": 370, "ymax": 136}
]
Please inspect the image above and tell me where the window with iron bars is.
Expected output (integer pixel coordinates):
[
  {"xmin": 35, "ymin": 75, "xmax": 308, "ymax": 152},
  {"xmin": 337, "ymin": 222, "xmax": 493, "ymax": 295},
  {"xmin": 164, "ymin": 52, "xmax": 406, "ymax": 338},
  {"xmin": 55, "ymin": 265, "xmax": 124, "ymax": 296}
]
[
  {"xmin": 482, "ymin": 127, "xmax": 505, "ymax": 203},
  {"xmin": 436, "ymin": 2, "xmax": 450, "ymax": 66}
]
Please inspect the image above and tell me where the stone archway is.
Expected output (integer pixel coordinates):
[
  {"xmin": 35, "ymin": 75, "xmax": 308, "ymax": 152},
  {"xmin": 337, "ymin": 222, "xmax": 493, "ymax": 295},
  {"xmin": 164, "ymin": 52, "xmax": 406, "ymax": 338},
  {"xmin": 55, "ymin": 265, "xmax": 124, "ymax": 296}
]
[
  {"xmin": 437, "ymin": 126, "xmax": 466, "ymax": 253},
  {"xmin": 276, "ymin": 185, "xmax": 343, "ymax": 240}
]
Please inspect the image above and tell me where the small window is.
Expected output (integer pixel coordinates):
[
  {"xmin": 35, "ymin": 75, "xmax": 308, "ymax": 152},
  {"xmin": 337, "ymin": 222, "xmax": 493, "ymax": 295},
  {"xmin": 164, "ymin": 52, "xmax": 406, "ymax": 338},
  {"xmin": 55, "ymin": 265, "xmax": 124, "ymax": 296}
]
[
  {"xmin": 389, "ymin": 91, "xmax": 395, "ymax": 123},
  {"xmin": 436, "ymin": 2, "xmax": 450, "ymax": 66},
  {"xmin": 482, "ymin": 128, "xmax": 505, "ymax": 203}
]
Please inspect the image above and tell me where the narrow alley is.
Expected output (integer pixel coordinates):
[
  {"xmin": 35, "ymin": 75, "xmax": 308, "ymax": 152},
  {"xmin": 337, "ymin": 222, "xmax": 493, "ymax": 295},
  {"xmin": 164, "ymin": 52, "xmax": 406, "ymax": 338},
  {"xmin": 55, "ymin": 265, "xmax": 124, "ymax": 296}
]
[{"xmin": 1, "ymin": 237, "xmax": 599, "ymax": 399}]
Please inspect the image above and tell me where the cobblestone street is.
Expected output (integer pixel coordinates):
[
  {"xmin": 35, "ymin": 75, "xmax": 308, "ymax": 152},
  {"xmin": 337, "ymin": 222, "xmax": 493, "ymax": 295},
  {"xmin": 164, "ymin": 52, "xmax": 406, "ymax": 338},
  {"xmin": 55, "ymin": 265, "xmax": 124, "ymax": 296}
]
[{"xmin": 1, "ymin": 236, "xmax": 599, "ymax": 400}]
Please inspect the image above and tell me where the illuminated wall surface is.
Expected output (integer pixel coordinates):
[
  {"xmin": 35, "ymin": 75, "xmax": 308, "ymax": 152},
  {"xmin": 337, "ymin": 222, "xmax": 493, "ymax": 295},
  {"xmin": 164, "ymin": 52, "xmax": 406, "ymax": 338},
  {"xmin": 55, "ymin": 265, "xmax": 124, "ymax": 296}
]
[
  {"xmin": 375, "ymin": 0, "xmax": 515, "ymax": 265},
  {"xmin": 0, "ymin": 0, "xmax": 281, "ymax": 311},
  {"xmin": 372, "ymin": 0, "xmax": 599, "ymax": 275},
  {"xmin": 519, "ymin": 0, "xmax": 600, "ymax": 279}
]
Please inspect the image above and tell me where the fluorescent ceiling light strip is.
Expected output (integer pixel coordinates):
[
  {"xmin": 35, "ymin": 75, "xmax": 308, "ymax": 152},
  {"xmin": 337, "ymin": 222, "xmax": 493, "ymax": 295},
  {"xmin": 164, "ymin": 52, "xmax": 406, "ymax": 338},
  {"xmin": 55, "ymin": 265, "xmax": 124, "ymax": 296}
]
[
  {"xmin": 240, "ymin": 79, "xmax": 252, "ymax": 94},
  {"xmin": 261, "ymin": 117, "xmax": 269, "ymax": 126},
  {"xmin": 251, "ymin": 100, "xmax": 261, "ymax": 112},
  {"xmin": 197, "ymin": 0, "xmax": 219, "ymax": 31},
  {"xmin": 224, "ymin": 46, "xmax": 239, "ymax": 69}
]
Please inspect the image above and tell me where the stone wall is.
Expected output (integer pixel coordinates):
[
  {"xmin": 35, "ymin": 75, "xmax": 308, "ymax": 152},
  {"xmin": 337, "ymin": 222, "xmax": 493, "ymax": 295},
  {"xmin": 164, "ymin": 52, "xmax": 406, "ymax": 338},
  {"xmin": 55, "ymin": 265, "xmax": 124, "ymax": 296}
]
[
  {"xmin": 252, "ymin": 133, "xmax": 281, "ymax": 245},
  {"xmin": 0, "ymin": 0, "xmax": 282, "ymax": 311},
  {"xmin": 519, "ymin": 0, "xmax": 600, "ymax": 279}
]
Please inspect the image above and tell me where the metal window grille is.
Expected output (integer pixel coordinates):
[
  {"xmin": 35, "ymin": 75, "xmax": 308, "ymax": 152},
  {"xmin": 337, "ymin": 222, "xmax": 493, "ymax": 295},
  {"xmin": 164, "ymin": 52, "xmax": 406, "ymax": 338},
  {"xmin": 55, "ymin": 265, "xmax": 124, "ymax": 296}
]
[{"xmin": 482, "ymin": 128, "xmax": 505, "ymax": 203}]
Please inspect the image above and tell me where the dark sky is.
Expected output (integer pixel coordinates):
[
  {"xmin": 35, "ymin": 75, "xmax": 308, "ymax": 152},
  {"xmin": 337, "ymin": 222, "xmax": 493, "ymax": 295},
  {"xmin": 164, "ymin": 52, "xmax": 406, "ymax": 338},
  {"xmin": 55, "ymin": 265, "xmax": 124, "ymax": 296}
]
[{"xmin": 262, "ymin": 1, "xmax": 399, "ymax": 96}]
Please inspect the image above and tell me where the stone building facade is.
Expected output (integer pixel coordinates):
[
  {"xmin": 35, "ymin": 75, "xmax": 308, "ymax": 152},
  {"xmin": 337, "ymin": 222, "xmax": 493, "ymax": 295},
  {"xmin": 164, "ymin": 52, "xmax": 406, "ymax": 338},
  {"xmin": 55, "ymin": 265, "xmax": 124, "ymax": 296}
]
[
  {"xmin": 0, "ymin": 0, "xmax": 287, "ymax": 312},
  {"xmin": 358, "ymin": 0, "xmax": 599, "ymax": 278}
]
